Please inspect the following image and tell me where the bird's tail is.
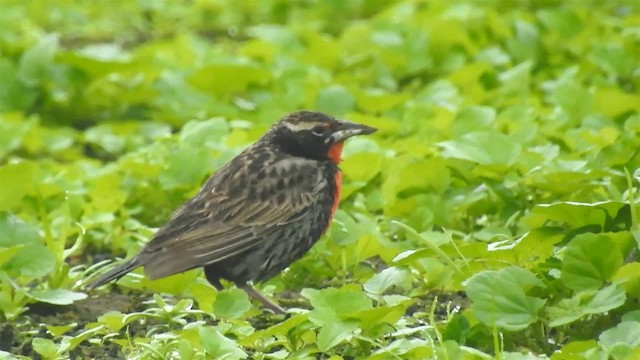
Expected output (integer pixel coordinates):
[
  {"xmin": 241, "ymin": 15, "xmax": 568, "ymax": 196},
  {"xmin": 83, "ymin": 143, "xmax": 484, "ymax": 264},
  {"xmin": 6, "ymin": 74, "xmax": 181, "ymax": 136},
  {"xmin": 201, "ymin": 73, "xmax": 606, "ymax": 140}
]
[{"xmin": 86, "ymin": 256, "xmax": 143, "ymax": 290}]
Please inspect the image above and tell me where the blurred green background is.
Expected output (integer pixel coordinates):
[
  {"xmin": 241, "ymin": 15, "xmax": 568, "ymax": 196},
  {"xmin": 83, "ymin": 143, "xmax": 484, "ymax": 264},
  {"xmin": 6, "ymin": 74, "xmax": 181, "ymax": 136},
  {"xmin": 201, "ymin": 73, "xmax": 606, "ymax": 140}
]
[{"xmin": 1, "ymin": 0, "xmax": 639, "ymax": 359}]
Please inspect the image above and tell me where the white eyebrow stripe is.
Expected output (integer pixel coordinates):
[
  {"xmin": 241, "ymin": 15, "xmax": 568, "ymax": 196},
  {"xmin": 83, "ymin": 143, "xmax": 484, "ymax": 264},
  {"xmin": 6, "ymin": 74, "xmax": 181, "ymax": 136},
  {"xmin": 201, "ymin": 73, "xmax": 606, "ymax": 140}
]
[{"xmin": 282, "ymin": 121, "xmax": 325, "ymax": 131}]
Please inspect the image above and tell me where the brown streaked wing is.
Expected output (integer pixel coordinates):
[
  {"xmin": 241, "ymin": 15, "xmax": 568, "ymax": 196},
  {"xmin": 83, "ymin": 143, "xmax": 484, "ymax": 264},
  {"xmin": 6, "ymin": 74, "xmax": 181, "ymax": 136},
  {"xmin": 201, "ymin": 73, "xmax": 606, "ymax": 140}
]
[{"xmin": 140, "ymin": 157, "xmax": 324, "ymax": 279}]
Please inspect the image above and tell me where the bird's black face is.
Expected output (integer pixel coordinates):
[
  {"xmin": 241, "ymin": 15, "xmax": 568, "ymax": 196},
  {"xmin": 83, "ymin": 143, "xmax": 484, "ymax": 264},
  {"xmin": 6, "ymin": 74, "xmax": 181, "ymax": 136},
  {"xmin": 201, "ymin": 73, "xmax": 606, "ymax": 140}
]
[{"xmin": 268, "ymin": 111, "xmax": 377, "ymax": 162}]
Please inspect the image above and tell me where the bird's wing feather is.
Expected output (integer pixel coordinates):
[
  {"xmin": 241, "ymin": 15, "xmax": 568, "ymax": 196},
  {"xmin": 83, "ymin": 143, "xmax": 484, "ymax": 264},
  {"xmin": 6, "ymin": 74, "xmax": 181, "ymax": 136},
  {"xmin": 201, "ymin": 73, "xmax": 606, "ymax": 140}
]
[{"xmin": 140, "ymin": 156, "xmax": 326, "ymax": 279}]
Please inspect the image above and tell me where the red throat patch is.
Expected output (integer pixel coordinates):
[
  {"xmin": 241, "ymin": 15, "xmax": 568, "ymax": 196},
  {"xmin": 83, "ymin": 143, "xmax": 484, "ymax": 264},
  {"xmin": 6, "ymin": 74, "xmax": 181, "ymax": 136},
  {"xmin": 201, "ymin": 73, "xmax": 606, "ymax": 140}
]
[{"xmin": 328, "ymin": 142, "xmax": 344, "ymax": 163}]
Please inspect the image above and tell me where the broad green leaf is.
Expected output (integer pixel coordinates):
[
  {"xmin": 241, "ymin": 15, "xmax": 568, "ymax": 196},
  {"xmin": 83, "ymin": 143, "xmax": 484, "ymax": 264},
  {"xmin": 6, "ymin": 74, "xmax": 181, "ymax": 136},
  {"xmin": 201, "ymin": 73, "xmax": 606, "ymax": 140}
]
[
  {"xmin": 582, "ymin": 284, "xmax": 626, "ymax": 315},
  {"xmin": 198, "ymin": 326, "xmax": 247, "ymax": 359},
  {"xmin": 537, "ymin": 8, "xmax": 581, "ymax": 38},
  {"xmin": 382, "ymin": 156, "xmax": 451, "ymax": 207},
  {"xmin": 340, "ymin": 152, "xmax": 382, "ymax": 184},
  {"xmin": 523, "ymin": 201, "xmax": 630, "ymax": 230},
  {"xmin": 451, "ymin": 106, "xmax": 496, "ymax": 136},
  {"xmin": 238, "ymin": 313, "xmax": 308, "ymax": 346},
  {"xmin": 316, "ymin": 320, "xmax": 358, "ymax": 352},
  {"xmin": 613, "ymin": 262, "xmax": 640, "ymax": 297},
  {"xmin": 598, "ymin": 322, "xmax": 640, "ymax": 360},
  {"xmin": 0, "ymin": 213, "xmax": 54, "ymax": 278},
  {"xmin": 46, "ymin": 323, "xmax": 77, "ymax": 337},
  {"xmin": 0, "ymin": 245, "xmax": 23, "ymax": 267},
  {"xmin": 549, "ymin": 70, "xmax": 592, "ymax": 120},
  {"xmin": 186, "ymin": 281, "xmax": 218, "ymax": 313},
  {"xmin": 211, "ymin": 288, "xmax": 251, "ymax": 319},
  {"xmin": 158, "ymin": 144, "xmax": 210, "ymax": 189},
  {"xmin": 302, "ymin": 286, "xmax": 372, "ymax": 324},
  {"xmin": 363, "ymin": 267, "xmax": 410, "ymax": 296},
  {"xmin": 189, "ymin": 62, "xmax": 269, "ymax": 94},
  {"xmin": 84, "ymin": 125, "xmax": 126, "ymax": 154},
  {"xmin": 589, "ymin": 45, "xmax": 635, "ymax": 78},
  {"xmin": 58, "ymin": 44, "xmax": 131, "ymax": 77},
  {"xmin": 31, "ymin": 338, "xmax": 58, "ymax": 360},
  {"xmin": 0, "ymin": 162, "xmax": 34, "ymax": 211},
  {"xmin": 561, "ymin": 233, "xmax": 624, "ymax": 291},
  {"xmin": 498, "ymin": 61, "xmax": 533, "ymax": 97},
  {"xmin": 594, "ymin": 88, "xmax": 640, "ymax": 118},
  {"xmin": 371, "ymin": 338, "xmax": 432, "ymax": 359},
  {"xmin": 97, "ymin": 311, "xmax": 127, "ymax": 331},
  {"xmin": 0, "ymin": 114, "xmax": 33, "ymax": 153},
  {"xmin": 352, "ymin": 303, "xmax": 408, "ymax": 331},
  {"xmin": 355, "ymin": 88, "xmax": 408, "ymax": 113},
  {"xmin": 179, "ymin": 117, "xmax": 229, "ymax": 149},
  {"xmin": 465, "ymin": 266, "xmax": 545, "ymax": 331},
  {"xmin": 29, "ymin": 289, "xmax": 87, "ymax": 305},
  {"xmin": 0, "ymin": 60, "xmax": 39, "ymax": 111},
  {"xmin": 438, "ymin": 131, "xmax": 521, "ymax": 166},
  {"xmin": 547, "ymin": 285, "xmax": 626, "ymax": 327},
  {"xmin": 17, "ymin": 34, "xmax": 58, "ymax": 86},
  {"xmin": 316, "ymin": 85, "xmax": 355, "ymax": 116}
]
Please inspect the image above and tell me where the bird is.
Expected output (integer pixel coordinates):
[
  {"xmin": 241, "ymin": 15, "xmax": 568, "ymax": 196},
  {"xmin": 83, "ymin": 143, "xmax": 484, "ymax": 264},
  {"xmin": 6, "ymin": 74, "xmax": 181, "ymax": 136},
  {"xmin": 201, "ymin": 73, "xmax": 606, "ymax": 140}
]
[{"xmin": 87, "ymin": 110, "xmax": 377, "ymax": 314}]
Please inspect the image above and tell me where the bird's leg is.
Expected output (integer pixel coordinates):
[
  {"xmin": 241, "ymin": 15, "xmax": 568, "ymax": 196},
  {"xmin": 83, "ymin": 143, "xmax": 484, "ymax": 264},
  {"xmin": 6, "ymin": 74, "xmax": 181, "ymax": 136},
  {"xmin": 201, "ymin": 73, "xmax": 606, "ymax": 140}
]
[
  {"xmin": 237, "ymin": 283, "xmax": 285, "ymax": 314},
  {"xmin": 204, "ymin": 267, "xmax": 225, "ymax": 291}
]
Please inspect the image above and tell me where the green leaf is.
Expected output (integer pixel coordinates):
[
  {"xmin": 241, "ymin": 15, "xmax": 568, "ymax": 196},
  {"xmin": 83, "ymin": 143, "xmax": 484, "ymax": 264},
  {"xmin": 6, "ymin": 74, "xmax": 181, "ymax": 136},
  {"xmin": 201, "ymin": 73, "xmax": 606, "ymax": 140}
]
[
  {"xmin": 451, "ymin": 106, "xmax": 496, "ymax": 136},
  {"xmin": 438, "ymin": 131, "xmax": 521, "ymax": 166},
  {"xmin": 613, "ymin": 262, "xmax": 640, "ymax": 297},
  {"xmin": 179, "ymin": 339, "xmax": 195, "ymax": 360},
  {"xmin": 0, "ymin": 212, "xmax": 55, "ymax": 278},
  {"xmin": 84, "ymin": 125, "xmax": 126, "ymax": 154},
  {"xmin": 31, "ymin": 338, "xmax": 58, "ymax": 360},
  {"xmin": 371, "ymin": 338, "xmax": 432, "ymax": 359},
  {"xmin": 58, "ymin": 43, "xmax": 131, "ymax": 77},
  {"xmin": 316, "ymin": 85, "xmax": 355, "ymax": 116},
  {"xmin": 302, "ymin": 286, "xmax": 372, "ymax": 324},
  {"xmin": 549, "ymin": 70, "xmax": 592, "ymax": 120},
  {"xmin": 561, "ymin": 233, "xmax": 624, "ymax": 291},
  {"xmin": 0, "ymin": 60, "xmax": 38, "ymax": 111},
  {"xmin": 17, "ymin": 34, "xmax": 58, "ymax": 86},
  {"xmin": 363, "ymin": 267, "xmax": 410, "ymax": 296},
  {"xmin": 4, "ymin": 243, "xmax": 56, "ymax": 278},
  {"xmin": 211, "ymin": 288, "xmax": 251, "ymax": 319},
  {"xmin": 537, "ymin": 8, "xmax": 581, "ymax": 38},
  {"xmin": 523, "ymin": 201, "xmax": 629, "ymax": 230},
  {"xmin": 179, "ymin": 118, "xmax": 229, "ymax": 149},
  {"xmin": 340, "ymin": 152, "xmax": 382, "ymax": 184},
  {"xmin": 158, "ymin": 144, "xmax": 210, "ymax": 189},
  {"xmin": 355, "ymin": 88, "xmax": 407, "ymax": 113},
  {"xmin": 97, "ymin": 311, "xmax": 127, "ymax": 331},
  {"xmin": 46, "ymin": 323, "xmax": 77, "ymax": 337},
  {"xmin": 189, "ymin": 62, "xmax": 269, "ymax": 94},
  {"xmin": 0, "ymin": 162, "xmax": 34, "ymax": 211},
  {"xmin": 464, "ymin": 266, "xmax": 546, "ymax": 331},
  {"xmin": 582, "ymin": 284, "xmax": 626, "ymax": 315},
  {"xmin": 589, "ymin": 45, "xmax": 635, "ymax": 78},
  {"xmin": 547, "ymin": 285, "xmax": 626, "ymax": 327},
  {"xmin": 316, "ymin": 320, "xmax": 358, "ymax": 352},
  {"xmin": 198, "ymin": 326, "xmax": 247, "ymax": 359},
  {"xmin": 0, "ymin": 245, "xmax": 23, "ymax": 267},
  {"xmin": 29, "ymin": 289, "xmax": 87, "ymax": 305},
  {"xmin": 598, "ymin": 321, "xmax": 640, "ymax": 360},
  {"xmin": 594, "ymin": 88, "xmax": 640, "ymax": 118}
]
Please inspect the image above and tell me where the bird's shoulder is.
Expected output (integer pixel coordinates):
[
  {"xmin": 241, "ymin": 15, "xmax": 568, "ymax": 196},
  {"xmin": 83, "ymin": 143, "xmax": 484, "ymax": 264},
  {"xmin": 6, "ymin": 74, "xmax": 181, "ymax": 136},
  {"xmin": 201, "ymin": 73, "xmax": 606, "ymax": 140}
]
[
  {"xmin": 152, "ymin": 144, "xmax": 336, "ymax": 240},
  {"xmin": 203, "ymin": 143, "xmax": 332, "ymax": 202}
]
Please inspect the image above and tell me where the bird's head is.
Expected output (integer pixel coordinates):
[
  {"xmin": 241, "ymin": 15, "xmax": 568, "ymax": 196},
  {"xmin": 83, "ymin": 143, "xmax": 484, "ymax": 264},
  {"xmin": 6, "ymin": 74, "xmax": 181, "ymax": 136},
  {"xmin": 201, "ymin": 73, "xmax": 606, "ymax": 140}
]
[{"xmin": 268, "ymin": 111, "xmax": 377, "ymax": 163}]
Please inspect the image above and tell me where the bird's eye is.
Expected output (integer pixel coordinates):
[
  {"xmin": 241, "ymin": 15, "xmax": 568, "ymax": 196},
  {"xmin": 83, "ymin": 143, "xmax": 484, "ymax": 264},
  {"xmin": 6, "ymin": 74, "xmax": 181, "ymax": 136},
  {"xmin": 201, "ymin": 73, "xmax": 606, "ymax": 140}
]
[{"xmin": 311, "ymin": 126, "xmax": 326, "ymax": 136}]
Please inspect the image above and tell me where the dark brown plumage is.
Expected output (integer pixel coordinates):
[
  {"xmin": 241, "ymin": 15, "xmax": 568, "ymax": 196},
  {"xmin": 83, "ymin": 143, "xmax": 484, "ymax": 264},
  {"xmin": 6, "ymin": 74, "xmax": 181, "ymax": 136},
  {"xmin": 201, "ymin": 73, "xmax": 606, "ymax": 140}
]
[{"xmin": 87, "ymin": 110, "xmax": 377, "ymax": 313}]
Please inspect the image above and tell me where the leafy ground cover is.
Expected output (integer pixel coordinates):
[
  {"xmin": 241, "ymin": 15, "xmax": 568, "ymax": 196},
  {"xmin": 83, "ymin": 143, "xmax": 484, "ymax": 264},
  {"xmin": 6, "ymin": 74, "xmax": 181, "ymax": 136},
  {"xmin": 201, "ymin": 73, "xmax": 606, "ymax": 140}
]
[{"xmin": 1, "ymin": 0, "xmax": 639, "ymax": 359}]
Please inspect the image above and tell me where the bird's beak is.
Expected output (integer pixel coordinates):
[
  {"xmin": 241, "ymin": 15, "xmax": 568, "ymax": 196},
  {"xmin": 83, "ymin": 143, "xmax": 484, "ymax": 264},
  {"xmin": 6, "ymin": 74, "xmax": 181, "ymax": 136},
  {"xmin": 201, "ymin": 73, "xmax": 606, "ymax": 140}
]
[{"xmin": 329, "ymin": 120, "xmax": 377, "ymax": 143}]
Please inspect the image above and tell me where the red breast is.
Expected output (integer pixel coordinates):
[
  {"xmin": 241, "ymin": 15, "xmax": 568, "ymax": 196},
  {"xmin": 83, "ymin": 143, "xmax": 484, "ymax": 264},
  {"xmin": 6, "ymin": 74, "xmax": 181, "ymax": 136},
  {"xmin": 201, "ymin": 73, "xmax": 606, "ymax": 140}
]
[{"xmin": 327, "ymin": 142, "xmax": 345, "ymax": 219}]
